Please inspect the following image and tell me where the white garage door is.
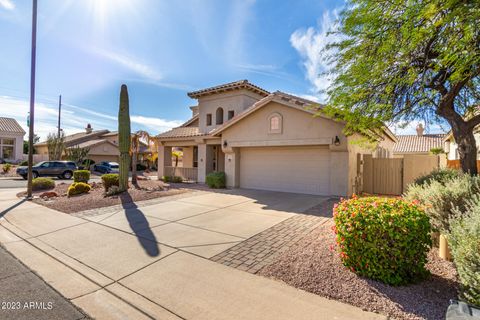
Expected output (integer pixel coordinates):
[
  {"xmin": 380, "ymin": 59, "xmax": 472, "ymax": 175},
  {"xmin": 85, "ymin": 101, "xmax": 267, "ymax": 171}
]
[{"xmin": 240, "ymin": 146, "xmax": 331, "ymax": 195}]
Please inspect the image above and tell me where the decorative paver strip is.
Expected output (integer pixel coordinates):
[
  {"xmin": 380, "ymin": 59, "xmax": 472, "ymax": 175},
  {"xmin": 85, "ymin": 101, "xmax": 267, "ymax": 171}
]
[{"xmin": 210, "ymin": 213, "xmax": 329, "ymax": 274}]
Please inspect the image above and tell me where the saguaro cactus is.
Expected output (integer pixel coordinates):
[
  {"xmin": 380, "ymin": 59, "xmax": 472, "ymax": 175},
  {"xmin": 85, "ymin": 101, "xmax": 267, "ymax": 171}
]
[{"xmin": 118, "ymin": 84, "xmax": 131, "ymax": 192}]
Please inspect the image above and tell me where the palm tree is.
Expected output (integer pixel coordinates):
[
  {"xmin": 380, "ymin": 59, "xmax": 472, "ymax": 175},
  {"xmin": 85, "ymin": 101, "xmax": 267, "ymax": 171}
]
[
  {"xmin": 172, "ymin": 150, "xmax": 183, "ymax": 167},
  {"xmin": 131, "ymin": 130, "xmax": 151, "ymax": 185}
]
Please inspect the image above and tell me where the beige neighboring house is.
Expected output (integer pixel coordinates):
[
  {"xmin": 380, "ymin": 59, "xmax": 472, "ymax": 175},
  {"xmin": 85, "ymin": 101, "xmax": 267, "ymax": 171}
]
[
  {"xmin": 0, "ymin": 117, "xmax": 25, "ymax": 163},
  {"xmin": 444, "ymin": 130, "xmax": 480, "ymax": 160},
  {"xmin": 156, "ymin": 80, "xmax": 397, "ymax": 196},
  {"xmin": 393, "ymin": 124, "xmax": 447, "ymax": 157},
  {"xmin": 35, "ymin": 124, "xmax": 120, "ymax": 163}
]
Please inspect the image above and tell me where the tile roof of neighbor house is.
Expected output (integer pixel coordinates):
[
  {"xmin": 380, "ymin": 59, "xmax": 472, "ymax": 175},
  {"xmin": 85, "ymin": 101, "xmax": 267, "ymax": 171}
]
[
  {"xmin": 36, "ymin": 129, "xmax": 110, "ymax": 146},
  {"xmin": 187, "ymin": 80, "xmax": 270, "ymax": 99},
  {"xmin": 156, "ymin": 127, "xmax": 205, "ymax": 139},
  {"xmin": 70, "ymin": 139, "xmax": 115, "ymax": 149},
  {"xmin": 0, "ymin": 117, "xmax": 26, "ymax": 134},
  {"xmin": 393, "ymin": 134, "xmax": 447, "ymax": 153}
]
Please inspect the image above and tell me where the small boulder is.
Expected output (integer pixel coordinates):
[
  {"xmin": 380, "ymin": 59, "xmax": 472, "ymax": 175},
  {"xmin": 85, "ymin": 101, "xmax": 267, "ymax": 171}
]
[{"xmin": 39, "ymin": 191, "xmax": 58, "ymax": 199}]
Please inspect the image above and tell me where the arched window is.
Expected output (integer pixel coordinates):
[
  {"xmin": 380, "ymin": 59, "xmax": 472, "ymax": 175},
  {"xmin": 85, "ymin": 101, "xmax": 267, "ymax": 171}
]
[
  {"xmin": 216, "ymin": 108, "xmax": 224, "ymax": 125},
  {"xmin": 268, "ymin": 112, "xmax": 282, "ymax": 134}
]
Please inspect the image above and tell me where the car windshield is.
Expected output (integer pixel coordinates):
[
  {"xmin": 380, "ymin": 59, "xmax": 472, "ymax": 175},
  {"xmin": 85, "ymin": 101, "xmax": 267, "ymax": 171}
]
[{"xmin": 35, "ymin": 161, "xmax": 46, "ymax": 167}]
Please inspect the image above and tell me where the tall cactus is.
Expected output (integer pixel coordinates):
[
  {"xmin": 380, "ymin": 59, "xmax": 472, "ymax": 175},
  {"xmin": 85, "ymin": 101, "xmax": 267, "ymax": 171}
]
[{"xmin": 118, "ymin": 84, "xmax": 131, "ymax": 192}]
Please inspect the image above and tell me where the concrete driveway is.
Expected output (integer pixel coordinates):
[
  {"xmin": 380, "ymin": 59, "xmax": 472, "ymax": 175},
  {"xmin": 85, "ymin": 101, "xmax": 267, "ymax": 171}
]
[{"xmin": 0, "ymin": 188, "xmax": 385, "ymax": 320}]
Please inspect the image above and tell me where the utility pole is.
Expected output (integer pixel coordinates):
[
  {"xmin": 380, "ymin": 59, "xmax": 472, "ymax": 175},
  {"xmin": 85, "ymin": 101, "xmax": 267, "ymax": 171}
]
[
  {"xmin": 27, "ymin": 0, "xmax": 38, "ymax": 199},
  {"xmin": 57, "ymin": 94, "xmax": 62, "ymax": 137}
]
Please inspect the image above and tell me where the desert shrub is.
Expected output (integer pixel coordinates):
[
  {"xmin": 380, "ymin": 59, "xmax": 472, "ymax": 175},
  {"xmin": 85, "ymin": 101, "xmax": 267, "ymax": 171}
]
[
  {"xmin": 73, "ymin": 170, "xmax": 90, "ymax": 183},
  {"xmin": 413, "ymin": 168, "xmax": 463, "ymax": 187},
  {"xmin": 105, "ymin": 185, "xmax": 121, "ymax": 196},
  {"xmin": 162, "ymin": 175, "xmax": 183, "ymax": 183},
  {"xmin": 333, "ymin": 195, "xmax": 432, "ymax": 285},
  {"xmin": 2, "ymin": 163, "xmax": 12, "ymax": 173},
  {"xmin": 101, "ymin": 173, "xmax": 119, "ymax": 192},
  {"xmin": 67, "ymin": 182, "xmax": 91, "ymax": 197},
  {"xmin": 19, "ymin": 160, "xmax": 28, "ymax": 166},
  {"xmin": 405, "ymin": 175, "xmax": 480, "ymax": 233},
  {"xmin": 206, "ymin": 172, "xmax": 226, "ymax": 189},
  {"xmin": 32, "ymin": 177, "xmax": 55, "ymax": 191},
  {"xmin": 449, "ymin": 195, "xmax": 480, "ymax": 306}
]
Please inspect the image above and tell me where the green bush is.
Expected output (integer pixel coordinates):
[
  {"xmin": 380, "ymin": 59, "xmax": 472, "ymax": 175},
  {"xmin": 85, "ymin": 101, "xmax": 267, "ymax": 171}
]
[
  {"xmin": 2, "ymin": 163, "xmax": 12, "ymax": 173},
  {"xmin": 19, "ymin": 160, "xmax": 28, "ymax": 166},
  {"xmin": 413, "ymin": 168, "xmax": 463, "ymax": 187},
  {"xmin": 333, "ymin": 196, "xmax": 432, "ymax": 285},
  {"xmin": 206, "ymin": 172, "xmax": 226, "ymax": 189},
  {"xmin": 67, "ymin": 182, "xmax": 91, "ymax": 197},
  {"xmin": 32, "ymin": 177, "xmax": 55, "ymax": 191},
  {"xmin": 73, "ymin": 170, "xmax": 90, "ymax": 183},
  {"xmin": 449, "ymin": 195, "xmax": 480, "ymax": 306},
  {"xmin": 162, "ymin": 175, "xmax": 183, "ymax": 183},
  {"xmin": 101, "ymin": 173, "xmax": 120, "ymax": 192},
  {"xmin": 405, "ymin": 174, "xmax": 480, "ymax": 233}
]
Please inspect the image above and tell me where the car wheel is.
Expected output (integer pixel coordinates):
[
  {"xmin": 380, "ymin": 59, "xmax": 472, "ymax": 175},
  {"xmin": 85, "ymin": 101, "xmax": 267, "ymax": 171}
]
[
  {"xmin": 32, "ymin": 171, "xmax": 39, "ymax": 179},
  {"xmin": 21, "ymin": 175, "xmax": 27, "ymax": 180},
  {"xmin": 62, "ymin": 171, "xmax": 73, "ymax": 180}
]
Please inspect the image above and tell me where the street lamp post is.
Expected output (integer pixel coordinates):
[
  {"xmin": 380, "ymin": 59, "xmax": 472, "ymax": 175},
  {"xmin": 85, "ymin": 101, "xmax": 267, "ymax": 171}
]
[{"xmin": 27, "ymin": 0, "xmax": 38, "ymax": 199}]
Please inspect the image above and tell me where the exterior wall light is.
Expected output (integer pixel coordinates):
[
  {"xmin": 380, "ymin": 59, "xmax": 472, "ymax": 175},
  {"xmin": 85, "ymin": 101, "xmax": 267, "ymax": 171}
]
[
  {"xmin": 223, "ymin": 140, "xmax": 228, "ymax": 148},
  {"xmin": 334, "ymin": 136, "xmax": 341, "ymax": 146}
]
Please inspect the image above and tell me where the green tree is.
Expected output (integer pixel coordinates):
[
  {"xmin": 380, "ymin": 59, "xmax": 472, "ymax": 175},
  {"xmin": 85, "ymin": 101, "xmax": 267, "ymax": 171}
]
[
  {"xmin": 172, "ymin": 150, "xmax": 182, "ymax": 167},
  {"xmin": 47, "ymin": 131, "xmax": 65, "ymax": 160},
  {"xmin": 323, "ymin": 0, "xmax": 480, "ymax": 174},
  {"xmin": 23, "ymin": 134, "xmax": 39, "ymax": 154},
  {"xmin": 65, "ymin": 145, "xmax": 90, "ymax": 166}
]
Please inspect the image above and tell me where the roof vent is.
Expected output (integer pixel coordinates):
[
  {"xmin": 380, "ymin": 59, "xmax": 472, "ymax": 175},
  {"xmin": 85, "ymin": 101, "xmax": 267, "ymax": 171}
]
[
  {"xmin": 86, "ymin": 123, "xmax": 93, "ymax": 134},
  {"xmin": 416, "ymin": 123, "xmax": 424, "ymax": 136}
]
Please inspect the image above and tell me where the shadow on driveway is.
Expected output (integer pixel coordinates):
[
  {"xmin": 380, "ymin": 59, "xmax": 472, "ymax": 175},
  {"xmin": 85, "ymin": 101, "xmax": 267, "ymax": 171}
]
[{"xmin": 120, "ymin": 192, "xmax": 160, "ymax": 257}]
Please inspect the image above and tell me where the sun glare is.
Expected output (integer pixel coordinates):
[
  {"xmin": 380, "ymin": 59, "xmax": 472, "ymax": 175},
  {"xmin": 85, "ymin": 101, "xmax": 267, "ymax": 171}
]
[{"xmin": 86, "ymin": 0, "xmax": 138, "ymax": 33}]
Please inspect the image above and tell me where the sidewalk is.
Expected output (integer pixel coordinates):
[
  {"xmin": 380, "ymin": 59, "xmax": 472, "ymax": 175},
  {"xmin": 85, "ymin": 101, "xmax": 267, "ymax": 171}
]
[{"xmin": 0, "ymin": 188, "xmax": 386, "ymax": 320}]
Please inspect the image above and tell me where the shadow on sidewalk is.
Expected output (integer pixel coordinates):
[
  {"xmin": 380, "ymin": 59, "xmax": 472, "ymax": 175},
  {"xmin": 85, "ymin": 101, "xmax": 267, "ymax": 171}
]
[
  {"xmin": 120, "ymin": 192, "xmax": 160, "ymax": 257},
  {"xmin": 0, "ymin": 198, "xmax": 27, "ymax": 219}
]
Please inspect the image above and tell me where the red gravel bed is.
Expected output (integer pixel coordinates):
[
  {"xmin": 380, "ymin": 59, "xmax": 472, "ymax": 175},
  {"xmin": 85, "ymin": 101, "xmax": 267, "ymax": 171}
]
[
  {"xmin": 259, "ymin": 220, "xmax": 459, "ymax": 320},
  {"xmin": 19, "ymin": 180, "xmax": 193, "ymax": 213}
]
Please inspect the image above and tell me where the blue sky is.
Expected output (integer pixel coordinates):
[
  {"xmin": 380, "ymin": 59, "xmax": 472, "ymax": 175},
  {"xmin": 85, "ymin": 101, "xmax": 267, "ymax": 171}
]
[{"xmin": 0, "ymin": 0, "xmax": 436, "ymax": 139}]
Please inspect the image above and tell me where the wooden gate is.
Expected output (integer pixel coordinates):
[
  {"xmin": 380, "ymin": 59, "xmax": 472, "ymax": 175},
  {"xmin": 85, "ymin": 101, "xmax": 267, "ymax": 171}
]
[{"xmin": 363, "ymin": 155, "xmax": 403, "ymax": 195}]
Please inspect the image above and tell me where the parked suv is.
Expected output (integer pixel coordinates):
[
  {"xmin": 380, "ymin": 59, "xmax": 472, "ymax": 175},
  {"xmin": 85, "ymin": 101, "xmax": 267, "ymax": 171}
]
[
  {"xmin": 93, "ymin": 161, "xmax": 119, "ymax": 174},
  {"xmin": 16, "ymin": 161, "xmax": 77, "ymax": 180}
]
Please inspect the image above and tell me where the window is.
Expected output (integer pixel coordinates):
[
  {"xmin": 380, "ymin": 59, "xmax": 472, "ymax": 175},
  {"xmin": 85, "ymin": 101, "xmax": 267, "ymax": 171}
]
[
  {"xmin": 193, "ymin": 146, "xmax": 198, "ymax": 168},
  {"xmin": 216, "ymin": 108, "xmax": 224, "ymax": 125},
  {"xmin": 206, "ymin": 114, "xmax": 212, "ymax": 126},
  {"xmin": 0, "ymin": 137, "xmax": 15, "ymax": 160},
  {"xmin": 267, "ymin": 113, "xmax": 282, "ymax": 134},
  {"xmin": 228, "ymin": 110, "xmax": 234, "ymax": 120}
]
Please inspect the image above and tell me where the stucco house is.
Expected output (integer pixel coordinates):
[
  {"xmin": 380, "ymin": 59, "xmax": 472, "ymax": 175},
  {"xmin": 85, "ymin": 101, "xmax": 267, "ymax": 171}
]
[
  {"xmin": 393, "ymin": 124, "xmax": 446, "ymax": 157},
  {"xmin": 444, "ymin": 130, "xmax": 480, "ymax": 160},
  {"xmin": 156, "ymin": 80, "xmax": 397, "ymax": 196},
  {"xmin": 0, "ymin": 117, "xmax": 25, "ymax": 163}
]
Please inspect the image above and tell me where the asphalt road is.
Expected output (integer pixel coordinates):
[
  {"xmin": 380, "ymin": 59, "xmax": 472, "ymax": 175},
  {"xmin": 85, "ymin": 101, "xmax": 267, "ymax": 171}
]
[{"xmin": 0, "ymin": 246, "xmax": 90, "ymax": 320}]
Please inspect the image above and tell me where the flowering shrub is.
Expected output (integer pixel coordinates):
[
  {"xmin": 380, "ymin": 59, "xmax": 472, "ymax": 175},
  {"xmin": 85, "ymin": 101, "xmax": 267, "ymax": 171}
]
[{"xmin": 333, "ymin": 195, "xmax": 432, "ymax": 285}]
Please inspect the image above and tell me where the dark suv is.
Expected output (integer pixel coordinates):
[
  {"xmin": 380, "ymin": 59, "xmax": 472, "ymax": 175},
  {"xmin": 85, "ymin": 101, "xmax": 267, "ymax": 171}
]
[{"xmin": 16, "ymin": 161, "xmax": 78, "ymax": 180}]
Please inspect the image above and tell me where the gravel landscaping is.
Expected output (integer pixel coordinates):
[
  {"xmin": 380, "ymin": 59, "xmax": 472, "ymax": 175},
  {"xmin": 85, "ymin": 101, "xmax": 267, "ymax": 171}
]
[
  {"xmin": 259, "ymin": 219, "xmax": 459, "ymax": 320},
  {"xmin": 18, "ymin": 180, "xmax": 193, "ymax": 213}
]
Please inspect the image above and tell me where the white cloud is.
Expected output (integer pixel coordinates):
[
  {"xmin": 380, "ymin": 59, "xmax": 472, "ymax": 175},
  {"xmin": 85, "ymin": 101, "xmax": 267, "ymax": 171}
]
[
  {"xmin": 290, "ymin": 9, "xmax": 341, "ymax": 101},
  {"xmin": 92, "ymin": 48, "xmax": 162, "ymax": 82},
  {"xmin": 0, "ymin": 96, "xmax": 184, "ymax": 140},
  {"xmin": 0, "ymin": 0, "xmax": 15, "ymax": 10}
]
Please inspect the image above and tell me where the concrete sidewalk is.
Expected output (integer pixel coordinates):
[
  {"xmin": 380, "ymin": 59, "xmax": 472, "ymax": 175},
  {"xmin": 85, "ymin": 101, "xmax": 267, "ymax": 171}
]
[{"xmin": 0, "ymin": 188, "xmax": 386, "ymax": 320}]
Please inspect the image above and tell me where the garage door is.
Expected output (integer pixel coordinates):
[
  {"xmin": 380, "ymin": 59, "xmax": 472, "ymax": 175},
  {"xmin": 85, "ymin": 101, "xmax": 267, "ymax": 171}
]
[{"xmin": 240, "ymin": 146, "xmax": 331, "ymax": 195}]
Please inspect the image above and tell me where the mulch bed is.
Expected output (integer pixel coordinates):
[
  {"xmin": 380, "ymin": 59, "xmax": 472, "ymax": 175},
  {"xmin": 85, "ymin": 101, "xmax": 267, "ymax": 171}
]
[
  {"xmin": 259, "ymin": 219, "xmax": 459, "ymax": 320},
  {"xmin": 18, "ymin": 180, "xmax": 193, "ymax": 214}
]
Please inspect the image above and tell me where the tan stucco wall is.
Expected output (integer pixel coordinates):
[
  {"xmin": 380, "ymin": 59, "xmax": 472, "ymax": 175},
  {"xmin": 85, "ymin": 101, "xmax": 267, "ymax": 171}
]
[
  {"xmin": 403, "ymin": 154, "xmax": 440, "ymax": 191},
  {"xmin": 182, "ymin": 146, "xmax": 194, "ymax": 167},
  {"xmin": 197, "ymin": 89, "xmax": 264, "ymax": 133},
  {"xmin": 35, "ymin": 145, "xmax": 48, "ymax": 156},
  {"xmin": 103, "ymin": 134, "xmax": 119, "ymax": 145}
]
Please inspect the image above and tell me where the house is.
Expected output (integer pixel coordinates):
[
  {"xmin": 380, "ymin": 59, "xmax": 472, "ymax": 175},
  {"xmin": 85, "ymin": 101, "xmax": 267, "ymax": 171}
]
[
  {"xmin": 0, "ymin": 117, "xmax": 25, "ymax": 163},
  {"xmin": 444, "ymin": 130, "xmax": 480, "ymax": 160},
  {"xmin": 35, "ymin": 124, "xmax": 119, "ymax": 163},
  {"xmin": 156, "ymin": 80, "xmax": 397, "ymax": 196},
  {"xmin": 393, "ymin": 123, "xmax": 447, "ymax": 157}
]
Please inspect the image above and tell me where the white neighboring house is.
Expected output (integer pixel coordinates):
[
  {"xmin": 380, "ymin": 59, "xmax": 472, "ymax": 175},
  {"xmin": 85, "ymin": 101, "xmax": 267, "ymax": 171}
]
[
  {"xmin": 444, "ymin": 130, "xmax": 480, "ymax": 160},
  {"xmin": 0, "ymin": 117, "xmax": 25, "ymax": 163}
]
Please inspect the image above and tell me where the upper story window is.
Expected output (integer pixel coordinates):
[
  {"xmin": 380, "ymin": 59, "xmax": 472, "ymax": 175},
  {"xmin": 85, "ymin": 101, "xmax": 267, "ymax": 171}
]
[
  {"xmin": 206, "ymin": 113, "xmax": 212, "ymax": 126},
  {"xmin": 216, "ymin": 107, "xmax": 224, "ymax": 125},
  {"xmin": 228, "ymin": 110, "xmax": 234, "ymax": 120},
  {"xmin": 268, "ymin": 112, "xmax": 282, "ymax": 134}
]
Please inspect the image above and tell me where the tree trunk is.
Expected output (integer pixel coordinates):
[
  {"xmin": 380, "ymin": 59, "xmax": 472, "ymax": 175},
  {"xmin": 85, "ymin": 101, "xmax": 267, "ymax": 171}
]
[
  {"xmin": 453, "ymin": 128, "xmax": 478, "ymax": 175},
  {"xmin": 132, "ymin": 152, "xmax": 137, "ymax": 185}
]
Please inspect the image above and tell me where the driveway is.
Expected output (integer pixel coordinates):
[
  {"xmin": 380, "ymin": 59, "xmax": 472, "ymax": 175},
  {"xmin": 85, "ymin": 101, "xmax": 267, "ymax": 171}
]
[{"xmin": 0, "ymin": 187, "xmax": 385, "ymax": 320}]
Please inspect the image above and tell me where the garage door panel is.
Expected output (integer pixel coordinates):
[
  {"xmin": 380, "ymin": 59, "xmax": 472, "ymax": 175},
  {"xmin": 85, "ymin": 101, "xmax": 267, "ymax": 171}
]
[{"xmin": 239, "ymin": 147, "xmax": 331, "ymax": 195}]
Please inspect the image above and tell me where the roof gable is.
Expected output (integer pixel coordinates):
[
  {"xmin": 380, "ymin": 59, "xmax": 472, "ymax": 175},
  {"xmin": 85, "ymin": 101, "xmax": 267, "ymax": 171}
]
[
  {"xmin": 187, "ymin": 80, "xmax": 270, "ymax": 99},
  {"xmin": 0, "ymin": 117, "xmax": 25, "ymax": 134}
]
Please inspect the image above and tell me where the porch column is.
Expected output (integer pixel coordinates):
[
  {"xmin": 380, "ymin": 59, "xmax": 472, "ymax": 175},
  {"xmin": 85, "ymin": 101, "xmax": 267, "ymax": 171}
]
[
  {"xmin": 157, "ymin": 145, "xmax": 172, "ymax": 178},
  {"xmin": 197, "ymin": 143, "xmax": 207, "ymax": 183},
  {"xmin": 224, "ymin": 148, "xmax": 240, "ymax": 188}
]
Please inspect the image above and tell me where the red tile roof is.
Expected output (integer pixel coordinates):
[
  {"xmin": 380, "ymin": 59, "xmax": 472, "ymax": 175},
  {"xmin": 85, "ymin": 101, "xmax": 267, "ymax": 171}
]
[
  {"xmin": 156, "ymin": 127, "xmax": 205, "ymax": 139},
  {"xmin": 187, "ymin": 80, "xmax": 270, "ymax": 99},
  {"xmin": 393, "ymin": 134, "xmax": 446, "ymax": 153}
]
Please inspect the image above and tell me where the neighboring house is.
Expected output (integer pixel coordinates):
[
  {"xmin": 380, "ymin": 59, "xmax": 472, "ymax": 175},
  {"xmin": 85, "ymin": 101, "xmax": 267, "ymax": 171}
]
[
  {"xmin": 393, "ymin": 124, "xmax": 447, "ymax": 157},
  {"xmin": 0, "ymin": 117, "xmax": 25, "ymax": 162},
  {"xmin": 156, "ymin": 80, "xmax": 397, "ymax": 196},
  {"xmin": 35, "ymin": 124, "xmax": 119, "ymax": 163},
  {"xmin": 444, "ymin": 130, "xmax": 480, "ymax": 160}
]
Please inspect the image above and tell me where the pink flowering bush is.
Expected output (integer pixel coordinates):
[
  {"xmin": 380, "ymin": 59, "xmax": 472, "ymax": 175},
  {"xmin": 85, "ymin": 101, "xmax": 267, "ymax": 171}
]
[{"xmin": 333, "ymin": 195, "xmax": 432, "ymax": 285}]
